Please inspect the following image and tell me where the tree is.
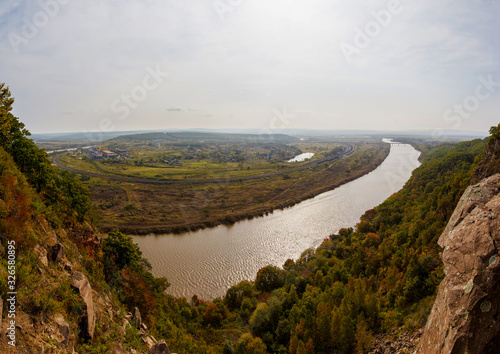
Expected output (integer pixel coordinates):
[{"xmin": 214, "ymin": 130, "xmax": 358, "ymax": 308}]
[
  {"xmin": 355, "ymin": 319, "xmax": 373, "ymax": 354},
  {"xmin": 235, "ymin": 333, "xmax": 267, "ymax": 354},
  {"xmin": 255, "ymin": 265, "xmax": 285, "ymax": 292},
  {"xmin": 489, "ymin": 123, "xmax": 500, "ymax": 140},
  {"xmin": 223, "ymin": 340, "xmax": 235, "ymax": 354},
  {"xmin": 102, "ymin": 230, "xmax": 142, "ymax": 280},
  {"xmin": 0, "ymin": 83, "xmax": 91, "ymax": 222},
  {"xmin": 204, "ymin": 300, "xmax": 228, "ymax": 327},
  {"xmin": 0, "ymin": 83, "xmax": 29, "ymax": 149},
  {"xmin": 224, "ymin": 280, "xmax": 254, "ymax": 309},
  {"xmin": 249, "ymin": 303, "xmax": 271, "ymax": 336}
]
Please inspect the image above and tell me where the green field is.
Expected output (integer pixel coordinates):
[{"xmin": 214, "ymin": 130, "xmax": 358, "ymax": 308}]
[{"xmin": 58, "ymin": 140, "xmax": 346, "ymax": 180}]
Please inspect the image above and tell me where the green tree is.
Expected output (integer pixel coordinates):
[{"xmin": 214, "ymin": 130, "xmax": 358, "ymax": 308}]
[
  {"xmin": 102, "ymin": 230, "xmax": 142, "ymax": 280},
  {"xmin": 235, "ymin": 333, "xmax": 267, "ymax": 354},
  {"xmin": 0, "ymin": 83, "xmax": 91, "ymax": 222},
  {"xmin": 224, "ymin": 280, "xmax": 254, "ymax": 309},
  {"xmin": 255, "ymin": 265, "xmax": 285, "ymax": 293}
]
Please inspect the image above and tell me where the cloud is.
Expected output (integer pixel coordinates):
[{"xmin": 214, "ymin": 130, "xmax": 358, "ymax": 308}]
[
  {"xmin": 166, "ymin": 105, "xmax": 183, "ymax": 111},
  {"xmin": 0, "ymin": 0, "xmax": 498, "ymax": 134}
]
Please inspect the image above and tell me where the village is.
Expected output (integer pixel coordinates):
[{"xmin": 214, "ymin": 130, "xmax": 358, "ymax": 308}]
[{"xmin": 87, "ymin": 147, "xmax": 130, "ymax": 160}]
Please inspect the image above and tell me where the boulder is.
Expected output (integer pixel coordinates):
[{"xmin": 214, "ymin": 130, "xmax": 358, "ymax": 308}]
[
  {"xmin": 50, "ymin": 243, "xmax": 65, "ymax": 263},
  {"xmin": 417, "ymin": 174, "xmax": 500, "ymax": 353},
  {"xmin": 149, "ymin": 340, "xmax": 171, "ymax": 354},
  {"xmin": 70, "ymin": 272, "xmax": 95, "ymax": 339},
  {"xmin": 139, "ymin": 322, "xmax": 149, "ymax": 336},
  {"xmin": 54, "ymin": 313, "xmax": 70, "ymax": 347},
  {"xmin": 143, "ymin": 335, "xmax": 156, "ymax": 348},
  {"xmin": 33, "ymin": 244, "xmax": 48, "ymax": 267},
  {"xmin": 133, "ymin": 307, "xmax": 142, "ymax": 329}
]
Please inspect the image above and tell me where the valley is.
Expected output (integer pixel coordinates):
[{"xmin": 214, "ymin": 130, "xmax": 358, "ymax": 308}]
[{"xmin": 53, "ymin": 133, "xmax": 389, "ymax": 234}]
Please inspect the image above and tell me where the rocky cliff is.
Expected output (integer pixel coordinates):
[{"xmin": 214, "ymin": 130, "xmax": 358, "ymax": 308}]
[
  {"xmin": 470, "ymin": 128, "xmax": 500, "ymax": 185},
  {"xmin": 417, "ymin": 173, "xmax": 500, "ymax": 353}
]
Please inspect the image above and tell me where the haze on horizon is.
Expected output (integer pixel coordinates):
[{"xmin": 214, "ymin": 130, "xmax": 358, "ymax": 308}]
[{"xmin": 0, "ymin": 0, "xmax": 499, "ymax": 135}]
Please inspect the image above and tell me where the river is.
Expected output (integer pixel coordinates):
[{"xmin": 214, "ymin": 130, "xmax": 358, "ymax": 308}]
[
  {"xmin": 133, "ymin": 140, "xmax": 421, "ymax": 300},
  {"xmin": 288, "ymin": 152, "xmax": 315, "ymax": 162}
]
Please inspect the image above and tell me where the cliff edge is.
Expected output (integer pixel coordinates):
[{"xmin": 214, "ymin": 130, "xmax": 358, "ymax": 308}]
[{"xmin": 417, "ymin": 173, "xmax": 500, "ymax": 353}]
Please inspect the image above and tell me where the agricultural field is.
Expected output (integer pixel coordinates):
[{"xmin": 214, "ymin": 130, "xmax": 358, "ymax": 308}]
[
  {"xmin": 58, "ymin": 133, "xmax": 391, "ymax": 234},
  {"xmin": 57, "ymin": 132, "xmax": 348, "ymax": 180}
]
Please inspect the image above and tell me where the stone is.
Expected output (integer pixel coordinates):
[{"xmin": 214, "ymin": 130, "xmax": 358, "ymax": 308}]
[
  {"xmin": 143, "ymin": 335, "xmax": 156, "ymax": 348},
  {"xmin": 149, "ymin": 340, "xmax": 171, "ymax": 354},
  {"xmin": 48, "ymin": 230, "xmax": 58, "ymax": 246},
  {"xmin": 33, "ymin": 244, "xmax": 49, "ymax": 267},
  {"xmin": 63, "ymin": 259, "xmax": 73, "ymax": 272},
  {"xmin": 133, "ymin": 307, "xmax": 142, "ymax": 329},
  {"xmin": 70, "ymin": 272, "xmax": 95, "ymax": 339},
  {"xmin": 417, "ymin": 174, "xmax": 500, "ymax": 353},
  {"xmin": 54, "ymin": 313, "xmax": 70, "ymax": 347},
  {"xmin": 49, "ymin": 243, "xmax": 65, "ymax": 263},
  {"xmin": 122, "ymin": 318, "xmax": 130, "ymax": 330}
]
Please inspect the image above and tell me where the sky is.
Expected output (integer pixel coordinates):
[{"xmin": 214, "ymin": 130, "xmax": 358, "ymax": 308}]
[{"xmin": 0, "ymin": 0, "xmax": 499, "ymax": 135}]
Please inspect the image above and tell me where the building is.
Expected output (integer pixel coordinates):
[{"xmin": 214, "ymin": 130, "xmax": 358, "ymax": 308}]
[
  {"xmin": 89, "ymin": 151, "xmax": 103, "ymax": 160},
  {"xmin": 101, "ymin": 149, "xmax": 118, "ymax": 158}
]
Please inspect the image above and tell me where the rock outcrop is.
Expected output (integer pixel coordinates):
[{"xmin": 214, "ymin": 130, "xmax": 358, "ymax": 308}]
[
  {"xmin": 149, "ymin": 339, "xmax": 171, "ymax": 354},
  {"xmin": 470, "ymin": 134, "xmax": 500, "ymax": 185},
  {"xmin": 71, "ymin": 271, "xmax": 96, "ymax": 339},
  {"xmin": 369, "ymin": 329, "xmax": 423, "ymax": 354},
  {"xmin": 49, "ymin": 243, "xmax": 73, "ymax": 271},
  {"xmin": 133, "ymin": 307, "xmax": 142, "ymax": 329},
  {"xmin": 33, "ymin": 244, "xmax": 48, "ymax": 267},
  {"xmin": 417, "ymin": 174, "xmax": 500, "ymax": 353},
  {"xmin": 54, "ymin": 313, "xmax": 70, "ymax": 347}
]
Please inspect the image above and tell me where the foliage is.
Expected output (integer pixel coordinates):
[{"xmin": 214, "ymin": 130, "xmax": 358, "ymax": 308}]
[
  {"xmin": 255, "ymin": 265, "xmax": 285, "ymax": 293},
  {"xmin": 489, "ymin": 123, "xmax": 500, "ymax": 141},
  {"xmin": 0, "ymin": 83, "xmax": 91, "ymax": 223}
]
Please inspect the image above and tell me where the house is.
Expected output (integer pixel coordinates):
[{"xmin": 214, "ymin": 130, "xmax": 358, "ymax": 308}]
[
  {"xmin": 89, "ymin": 151, "xmax": 103, "ymax": 160},
  {"xmin": 101, "ymin": 149, "xmax": 118, "ymax": 158},
  {"xmin": 164, "ymin": 158, "xmax": 183, "ymax": 165},
  {"xmin": 116, "ymin": 148, "xmax": 130, "ymax": 155}
]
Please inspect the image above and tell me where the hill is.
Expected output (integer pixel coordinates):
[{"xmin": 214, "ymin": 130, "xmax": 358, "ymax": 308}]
[{"xmin": 107, "ymin": 131, "xmax": 300, "ymax": 144}]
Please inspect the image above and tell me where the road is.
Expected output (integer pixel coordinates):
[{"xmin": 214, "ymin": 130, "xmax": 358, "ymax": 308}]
[{"xmin": 53, "ymin": 144, "xmax": 354, "ymax": 184}]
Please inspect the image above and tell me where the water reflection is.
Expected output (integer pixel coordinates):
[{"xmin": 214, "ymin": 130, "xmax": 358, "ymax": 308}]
[{"xmin": 288, "ymin": 152, "xmax": 315, "ymax": 162}]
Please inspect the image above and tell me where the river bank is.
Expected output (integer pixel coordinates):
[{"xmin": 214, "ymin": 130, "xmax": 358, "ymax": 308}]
[
  {"xmin": 92, "ymin": 142, "xmax": 390, "ymax": 235},
  {"xmin": 133, "ymin": 142, "xmax": 421, "ymax": 299}
]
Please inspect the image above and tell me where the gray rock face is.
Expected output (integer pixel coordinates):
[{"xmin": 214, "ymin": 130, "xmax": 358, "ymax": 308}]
[
  {"xmin": 417, "ymin": 174, "xmax": 500, "ymax": 354},
  {"xmin": 149, "ymin": 340, "xmax": 171, "ymax": 354},
  {"xmin": 71, "ymin": 271, "xmax": 96, "ymax": 339},
  {"xmin": 133, "ymin": 307, "xmax": 142, "ymax": 329},
  {"xmin": 54, "ymin": 313, "xmax": 70, "ymax": 347}
]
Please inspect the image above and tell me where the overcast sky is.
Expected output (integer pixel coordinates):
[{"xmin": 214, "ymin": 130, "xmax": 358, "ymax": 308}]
[{"xmin": 0, "ymin": 0, "xmax": 499, "ymax": 135}]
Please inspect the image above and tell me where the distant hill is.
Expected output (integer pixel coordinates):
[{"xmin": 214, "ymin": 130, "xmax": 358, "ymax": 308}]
[
  {"xmin": 31, "ymin": 130, "xmax": 158, "ymax": 142},
  {"xmin": 107, "ymin": 131, "xmax": 300, "ymax": 144}
]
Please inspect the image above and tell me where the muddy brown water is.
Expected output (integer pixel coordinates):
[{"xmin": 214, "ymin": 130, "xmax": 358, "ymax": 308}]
[{"xmin": 133, "ymin": 140, "xmax": 421, "ymax": 300}]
